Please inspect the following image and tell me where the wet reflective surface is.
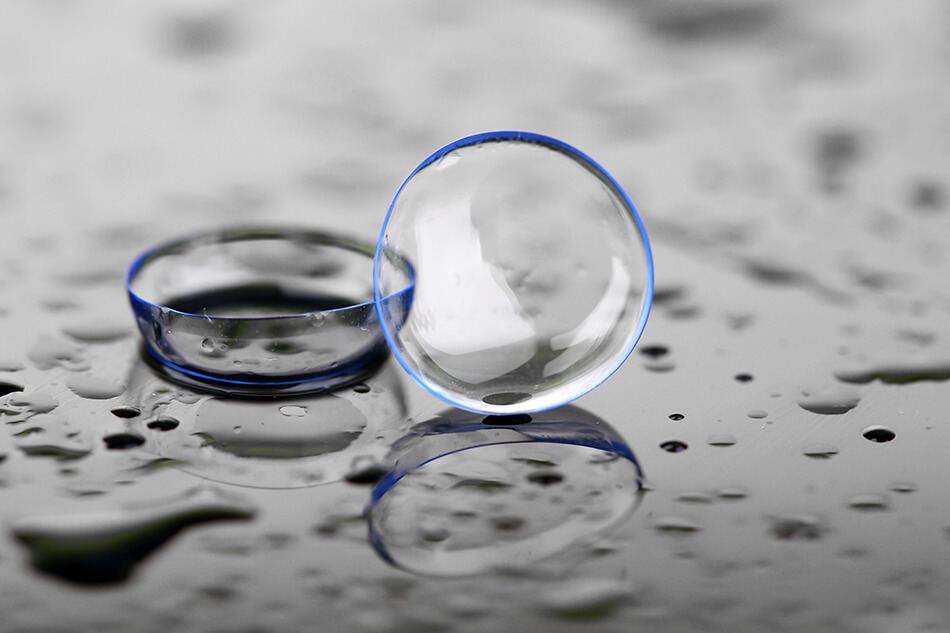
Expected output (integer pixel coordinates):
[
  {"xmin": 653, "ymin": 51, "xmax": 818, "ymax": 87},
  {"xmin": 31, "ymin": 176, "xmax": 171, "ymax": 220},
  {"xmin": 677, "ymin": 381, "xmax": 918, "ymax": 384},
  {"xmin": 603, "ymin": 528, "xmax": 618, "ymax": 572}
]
[{"xmin": 2, "ymin": 1, "xmax": 950, "ymax": 630}]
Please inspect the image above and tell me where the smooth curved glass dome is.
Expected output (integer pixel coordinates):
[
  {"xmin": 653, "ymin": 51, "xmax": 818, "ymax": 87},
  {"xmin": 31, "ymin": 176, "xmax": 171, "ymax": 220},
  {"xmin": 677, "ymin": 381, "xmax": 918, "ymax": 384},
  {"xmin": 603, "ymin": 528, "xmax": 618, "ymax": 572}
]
[{"xmin": 374, "ymin": 132, "xmax": 653, "ymax": 414}]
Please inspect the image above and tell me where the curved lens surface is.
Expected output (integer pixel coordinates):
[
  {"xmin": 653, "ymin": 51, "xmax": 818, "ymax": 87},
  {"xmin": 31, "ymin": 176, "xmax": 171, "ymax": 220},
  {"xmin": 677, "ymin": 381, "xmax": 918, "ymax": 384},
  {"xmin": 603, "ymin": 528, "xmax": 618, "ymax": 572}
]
[{"xmin": 375, "ymin": 132, "xmax": 653, "ymax": 414}]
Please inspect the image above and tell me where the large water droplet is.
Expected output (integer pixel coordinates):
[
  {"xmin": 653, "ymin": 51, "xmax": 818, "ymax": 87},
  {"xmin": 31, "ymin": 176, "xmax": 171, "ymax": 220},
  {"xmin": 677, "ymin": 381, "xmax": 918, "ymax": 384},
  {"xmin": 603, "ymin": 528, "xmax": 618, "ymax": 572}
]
[
  {"xmin": 66, "ymin": 375, "xmax": 126, "ymax": 400},
  {"xmin": 863, "ymin": 426, "xmax": 896, "ymax": 443},
  {"xmin": 12, "ymin": 487, "xmax": 256, "ymax": 584}
]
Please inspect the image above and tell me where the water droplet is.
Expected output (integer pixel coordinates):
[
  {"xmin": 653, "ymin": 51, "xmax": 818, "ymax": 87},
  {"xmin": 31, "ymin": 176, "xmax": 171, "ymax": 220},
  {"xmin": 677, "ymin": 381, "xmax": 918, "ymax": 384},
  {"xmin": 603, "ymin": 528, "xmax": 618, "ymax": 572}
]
[
  {"xmin": 490, "ymin": 516, "xmax": 525, "ymax": 532},
  {"xmin": 103, "ymin": 433, "xmax": 146, "ymax": 450},
  {"xmin": 677, "ymin": 491, "xmax": 714, "ymax": 504},
  {"xmin": 27, "ymin": 336, "xmax": 89, "ymax": 371},
  {"xmin": 847, "ymin": 494, "xmax": 890, "ymax": 511},
  {"xmin": 12, "ymin": 487, "xmax": 256, "ymax": 584},
  {"xmin": 66, "ymin": 375, "xmax": 126, "ymax": 400},
  {"xmin": 279, "ymin": 405, "xmax": 308, "ymax": 417},
  {"xmin": 482, "ymin": 414, "xmax": 532, "ymax": 426},
  {"xmin": 717, "ymin": 486, "xmax": 749, "ymax": 500},
  {"xmin": 747, "ymin": 409, "xmax": 768, "ymax": 419},
  {"xmin": 526, "ymin": 471, "xmax": 564, "ymax": 486},
  {"xmin": 734, "ymin": 373, "xmax": 754, "ymax": 383},
  {"xmin": 706, "ymin": 434, "xmax": 737, "ymax": 447},
  {"xmin": 835, "ymin": 360, "xmax": 950, "ymax": 384},
  {"xmin": 891, "ymin": 482, "xmax": 917, "ymax": 494},
  {"xmin": 654, "ymin": 516, "xmax": 702, "ymax": 533},
  {"xmin": 668, "ymin": 412, "xmax": 685, "ymax": 421},
  {"xmin": 863, "ymin": 426, "xmax": 896, "ymax": 443},
  {"xmin": 110, "ymin": 406, "xmax": 141, "ymax": 419},
  {"xmin": 344, "ymin": 456, "xmax": 388, "ymax": 485},
  {"xmin": 538, "ymin": 578, "xmax": 631, "ymax": 619},
  {"xmin": 639, "ymin": 344, "xmax": 669, "ymax": 358},
  {"xmin": 802, "ymin": 443, "xmax": 839, "ymax": 459},
  {"xmin": 769, "ymin": 514, "xmax": 827, "ymax": 540},
  {"xmin": 352, "ymin": 383, "xmax": 370, "ymax": 394},
  {"xmin": 660, "ymin": 440, "xmax": 688, "ymax": 453},
  {"xmin": 60, "ymin": 319, "xmax": 131, "ymax": 343},
  {"xmin": 0, "ymin": 381, "xmax": 24, "ymax": 397},
  {"xmin": 798, "ymin": 385, "xmax": 860, "ymax": 415},
  {"xmin": 0, "ymin": 360, "xmax": 25, "ymax": 372},
  {"xmin": 146, "ymin": 417, "xmax": 179, "ymax": 432}
]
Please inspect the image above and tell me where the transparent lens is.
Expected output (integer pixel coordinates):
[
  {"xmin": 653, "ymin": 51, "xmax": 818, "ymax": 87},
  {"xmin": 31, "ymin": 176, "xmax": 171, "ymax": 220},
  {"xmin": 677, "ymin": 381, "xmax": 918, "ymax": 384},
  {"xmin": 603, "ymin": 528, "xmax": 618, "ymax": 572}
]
[{"xmin": 374, "ymin": 132, "xmax": 653, "ymax": 414}]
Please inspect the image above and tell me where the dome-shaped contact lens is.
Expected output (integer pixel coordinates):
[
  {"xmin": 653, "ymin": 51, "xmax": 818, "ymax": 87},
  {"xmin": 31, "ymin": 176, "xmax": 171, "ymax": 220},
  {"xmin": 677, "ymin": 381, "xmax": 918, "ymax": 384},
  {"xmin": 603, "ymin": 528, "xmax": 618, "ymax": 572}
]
[{"xmin": 374, "ymin": 132, "xmax": 654, "ymax": 414}]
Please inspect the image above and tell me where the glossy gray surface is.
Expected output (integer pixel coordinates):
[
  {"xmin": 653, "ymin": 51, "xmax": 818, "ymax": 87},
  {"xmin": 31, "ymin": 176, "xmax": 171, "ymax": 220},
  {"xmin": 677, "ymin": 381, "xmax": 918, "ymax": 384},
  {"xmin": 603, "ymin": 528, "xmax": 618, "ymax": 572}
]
[{"xmin": 1, "ymin": 1, "xmax": 949, "ymax": 631}]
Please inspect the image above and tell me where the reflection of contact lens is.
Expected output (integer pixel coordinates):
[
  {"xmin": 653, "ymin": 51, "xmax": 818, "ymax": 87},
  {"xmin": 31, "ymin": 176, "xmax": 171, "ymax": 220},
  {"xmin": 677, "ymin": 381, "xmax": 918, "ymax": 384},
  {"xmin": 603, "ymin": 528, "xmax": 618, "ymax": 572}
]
[
  {"xmin": 127, "ymin": 227, "xmax": 413, "ymax": 395},
  {"xmin": 366, "ymin": 406, "xmax": 643, "ymax": 576},
  {"xmin": 375, "ymin": 131, "xmax": 653, "ymax": 414}
]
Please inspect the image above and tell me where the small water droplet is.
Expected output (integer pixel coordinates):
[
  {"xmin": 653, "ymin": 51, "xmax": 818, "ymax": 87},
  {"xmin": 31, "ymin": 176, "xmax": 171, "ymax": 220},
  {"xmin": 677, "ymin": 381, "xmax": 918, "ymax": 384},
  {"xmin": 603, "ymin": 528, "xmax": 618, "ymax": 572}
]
[
  {"xmin": 847, "ymin": 494, "xmax": 890, "ymax": 511},
  {"xmin": 747, "ymin": 409, "xmax": 768, "ymax": 419},
  {"xmin": 538, "ymin": 578, "xmax": 631, "ymax": 620},
  {"xmin": 802, "ymin": 443, "xmax": 839, "ymax": 459},
  {"xmin": 668, "ymin": 412, "xmax": 685, "ymax": 421},
  {"xmin": 490, "ymin": 516, "xmax": 525, "ymax": 532},
  {"xmin": 654, "ymin": 516, "xmax": 702, "ymax": 533},
  {"xmin": 344, "ymin": 456, "xmax": 388, "ymax": 485},
  {"xmin": 110, "ymin": 406, "xmax": 141, "ymax": 419},
  {"xmin": 352, "ymin": 383, "xmax": 370, "ymax": 394},
  {"xmin": 717, "ymin": 486, "xmax": 749, "ymax": 500},
  {"xmin": 862, "ymin": 426, "xmax": 896, "ymax": 443},
  {"xmin": 526, "ymin": 471, "xmax": 564, "ymax": 486},
  {"xmin": 639, "ymin": 345, "xmax": 669, "ymax": 358},
  {"xmin": 734, "ymin": 373, "xmax": 754, "ymax": 383},
  {"xmin": 103, "ymin": 433, "xmax": 146, "ymax": 450},
  {"xmin": 279, "ymin": 405, "xmax": 308, "ymax": 417},
  {"xmin": 769, "ymin": 514, "xmax": 827, "ymax": 540},
  {"xmin": 676, "ymin": 491, "xmax": 714, "ymax": 504},
  {"xmin": 660, "ymin": 440, "xmax": 688, "ymax": 453},
  {"xmin": 146, "ymin": 417, "xmax": 179, "ymax": 432},
  {"xmin": 706, "ymin": 434, "xmax": 737, "ymax": 447},
  {"xmin": 891, "ymin": 482, "xmax": 916, "ymax": 494}
]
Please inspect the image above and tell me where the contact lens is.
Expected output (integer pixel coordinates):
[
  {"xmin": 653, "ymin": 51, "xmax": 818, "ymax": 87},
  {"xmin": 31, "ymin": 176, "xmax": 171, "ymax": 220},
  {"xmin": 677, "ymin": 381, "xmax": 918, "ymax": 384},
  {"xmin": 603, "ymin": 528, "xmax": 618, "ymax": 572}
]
[{"xmin": 374, "ymin": 132, "xmax": 653, "ymax": 414}]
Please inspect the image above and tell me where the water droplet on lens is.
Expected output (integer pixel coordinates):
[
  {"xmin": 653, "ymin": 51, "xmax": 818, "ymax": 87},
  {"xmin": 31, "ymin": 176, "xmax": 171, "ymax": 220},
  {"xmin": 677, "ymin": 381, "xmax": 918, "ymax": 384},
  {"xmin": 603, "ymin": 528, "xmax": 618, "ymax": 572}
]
[
  {"xmin": 200, "ymin": 337, "xmax": 215, "ymax": 352},
  {"xmin": 660, "ymin": 440, "xmax": 688, "ymax": 453},
  {"xmin": 668, "ymin": 412, "xmax": 684, "ymax": 421},
  {"xmin": 863, "ymin": 426, "xmax": 896, "ymax": 442},
  {"xmin": 747, "ymin": 409, "xmax": 768, "ymax": 419},
  {"xmin": 103, "ymin": 433, "xmax": 146, "ymax": 450},
  {"xmin": 891, "ymin": 482, "xmax": 916, "ymax": 494},
  {"xmin": 279, "ymin": 405, "xmax": 308, "ymax": 417},
  {"xmin": 352, "ymin": 383, "xmax": 370, "ymax": 394},
  {"xmin": 735, "ymin": 373, "xmax": 753, "ymax": 383},
  {"xmin": 0, "ymin": 381, "xmax": 24, "ymax": 397},
  {"xmin": 110, "ymin": 406, "xmax": 141, "ymax": 419},
  {"xmin": 146, "ymin": 417, "xmax": 179, "ymax": 432}
]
